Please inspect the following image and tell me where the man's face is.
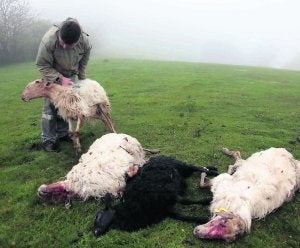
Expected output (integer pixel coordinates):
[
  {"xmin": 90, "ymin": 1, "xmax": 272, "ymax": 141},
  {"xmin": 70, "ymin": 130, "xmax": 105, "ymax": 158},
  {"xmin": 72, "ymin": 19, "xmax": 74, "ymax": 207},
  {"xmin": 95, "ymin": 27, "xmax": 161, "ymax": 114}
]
[{"xmin": 58, "ymin": 36, "xmax": 78, "ymax": 49}]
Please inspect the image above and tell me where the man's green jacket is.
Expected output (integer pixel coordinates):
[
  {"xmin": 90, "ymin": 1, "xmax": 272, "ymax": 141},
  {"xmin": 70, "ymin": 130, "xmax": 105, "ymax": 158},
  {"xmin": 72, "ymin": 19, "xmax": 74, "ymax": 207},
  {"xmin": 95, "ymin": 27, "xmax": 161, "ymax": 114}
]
[{"xmin": 36, "ymin": 18, "xmax": 92, "ymax": 81}]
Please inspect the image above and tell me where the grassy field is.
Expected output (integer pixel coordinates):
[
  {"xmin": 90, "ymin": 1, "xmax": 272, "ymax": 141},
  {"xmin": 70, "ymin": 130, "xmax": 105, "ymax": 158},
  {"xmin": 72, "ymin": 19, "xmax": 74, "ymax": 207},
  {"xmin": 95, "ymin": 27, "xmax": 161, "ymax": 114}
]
[{"xmin": 0, "ymin": 59, "xmax": 299, "ymax": 248}]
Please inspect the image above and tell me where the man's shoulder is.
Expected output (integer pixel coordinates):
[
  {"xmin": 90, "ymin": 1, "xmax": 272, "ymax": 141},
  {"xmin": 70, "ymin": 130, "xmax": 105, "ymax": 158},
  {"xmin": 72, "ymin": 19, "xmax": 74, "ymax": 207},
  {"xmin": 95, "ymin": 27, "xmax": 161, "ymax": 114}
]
[
  {"xmin": 41, "ymin": 25, "xmax": 59, "ymax": 47},
  {"xmin": 80, "ymin": 32, "xmax": 92, "ymax": 49}
]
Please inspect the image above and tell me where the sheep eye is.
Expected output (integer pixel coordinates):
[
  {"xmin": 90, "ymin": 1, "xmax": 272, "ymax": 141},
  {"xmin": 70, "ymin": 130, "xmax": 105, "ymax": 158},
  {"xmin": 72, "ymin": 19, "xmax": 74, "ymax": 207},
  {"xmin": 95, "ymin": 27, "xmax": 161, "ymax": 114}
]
[{"xmin": 35, "ymin": 80, "xmax": 40, "ymax": 84}]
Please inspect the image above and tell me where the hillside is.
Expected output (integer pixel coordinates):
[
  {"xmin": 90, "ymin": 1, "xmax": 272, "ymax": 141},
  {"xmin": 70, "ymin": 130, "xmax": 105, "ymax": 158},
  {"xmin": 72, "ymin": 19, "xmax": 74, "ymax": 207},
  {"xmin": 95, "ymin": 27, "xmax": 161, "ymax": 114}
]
[{"xmin": 0, "ymin": 59, "xmax": 299, "ymax": 248}]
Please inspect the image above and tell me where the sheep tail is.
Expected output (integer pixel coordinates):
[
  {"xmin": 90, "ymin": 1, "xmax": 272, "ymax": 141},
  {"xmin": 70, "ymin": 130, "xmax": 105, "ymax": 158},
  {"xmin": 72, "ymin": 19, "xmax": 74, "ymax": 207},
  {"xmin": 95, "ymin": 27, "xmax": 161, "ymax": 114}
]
[{"xmin": 97, "ymin": 103, "xmax": 116, "ymax": 133}]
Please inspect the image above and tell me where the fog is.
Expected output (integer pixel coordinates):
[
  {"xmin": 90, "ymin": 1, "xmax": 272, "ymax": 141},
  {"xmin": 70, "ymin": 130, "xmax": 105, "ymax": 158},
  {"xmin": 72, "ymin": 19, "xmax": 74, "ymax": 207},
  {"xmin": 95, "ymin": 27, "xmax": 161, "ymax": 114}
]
[{"xmin": 29, "ymin": 0, "xmax": 300, "ymax": 70}]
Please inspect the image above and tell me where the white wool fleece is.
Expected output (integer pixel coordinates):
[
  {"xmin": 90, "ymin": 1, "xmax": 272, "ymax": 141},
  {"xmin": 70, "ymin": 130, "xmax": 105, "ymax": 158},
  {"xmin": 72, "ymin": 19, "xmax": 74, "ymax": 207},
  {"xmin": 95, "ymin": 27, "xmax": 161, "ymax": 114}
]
[
  {"xmin": 65, "ymin": 133, "xmax": 147, "ymax": 200},
  {"xmin": 50, "ymin": 79, "xmax": 110, "ymax": 121},
  {"xmin": 75, "ymin": 79, "xmax": 110, "ymax": 108}
]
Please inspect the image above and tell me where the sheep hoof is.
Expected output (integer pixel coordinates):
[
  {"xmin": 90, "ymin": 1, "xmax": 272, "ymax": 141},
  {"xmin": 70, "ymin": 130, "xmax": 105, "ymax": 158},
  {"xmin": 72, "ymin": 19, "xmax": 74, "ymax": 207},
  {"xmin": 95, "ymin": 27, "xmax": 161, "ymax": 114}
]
[
  {"xmin": 199, "ymin": 172, "xmax": 210, "ymax": 188},
  {"xmin": 65, "ymin": 200, "xmax": 72, "ymax": 209}
]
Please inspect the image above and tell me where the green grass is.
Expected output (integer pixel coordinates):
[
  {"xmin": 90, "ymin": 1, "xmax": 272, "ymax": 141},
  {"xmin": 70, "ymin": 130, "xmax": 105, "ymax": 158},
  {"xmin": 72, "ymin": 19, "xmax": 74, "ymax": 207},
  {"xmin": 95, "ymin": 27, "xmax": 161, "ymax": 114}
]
[{"xmin": 0, "ymin": 59, "xmax": 299, "ymax": 248}]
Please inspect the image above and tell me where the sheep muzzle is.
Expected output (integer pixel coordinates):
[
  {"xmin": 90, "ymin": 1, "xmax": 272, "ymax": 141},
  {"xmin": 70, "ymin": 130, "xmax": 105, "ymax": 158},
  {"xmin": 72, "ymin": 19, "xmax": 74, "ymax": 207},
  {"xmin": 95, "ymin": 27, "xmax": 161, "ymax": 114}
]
[
  {"xmin": 37, "ymin": 182, "xmax": 73, "ymax": 204},
  {"xmin": 193, "ymin": 212, "xmax": 246, "ymax": 242},
  {"xmin": 21, "ymin": 79, "xmax": 48, "ymax": 102},
  {"xmin": 21, "ymin": 95, "xmax": 30, "ymax": 102},
  {"xmin": 93, "ymin": 209, "xmax": 116, "ymax": 236}
]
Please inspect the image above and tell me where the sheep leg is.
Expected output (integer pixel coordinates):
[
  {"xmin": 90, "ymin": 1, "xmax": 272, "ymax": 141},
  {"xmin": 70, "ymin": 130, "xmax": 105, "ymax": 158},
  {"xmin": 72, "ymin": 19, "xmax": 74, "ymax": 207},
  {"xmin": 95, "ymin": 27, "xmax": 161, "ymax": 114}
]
[
  {"xmin": 66, "ymin": 118, "xmax": 81, "ymax": 154},
  {"xmin": 68, "ymin": 118, "xmax": 73, "ymax": 133},
  {"xmin": 177, "ymin": 196, "xmax": 212, "ymax": 205},
  {"xmin": 75, "ymin": 117, "xmax": 82, "ymax": 133},
  {"xmin": 222, "ymin": 148, "xmax": 243, "ymax": 174},
  {"xmin": 222, "ymin": 147, "xmax": 241, "ymax": 161},
  {"xmin": 67, "ymin": 118, "xmax": 75, "ymax": 141},
  {"xmin": 72, "ymin": 118, "xmax": 83, "ymax": 154},
  {"xmin": 66, "ymin": 118, "xmax": 83, "ymax": 154},
  {"xmin": 143, "ymin": 148, "xmax": 160, "ymax": 154},
  {"xmin": 199, "ymin": 172, "xmax": 212, "ymax": 188},
  {"xmin": 168, "ymin": 208, "xmax": 209, "ymax": 223},
  {"xmin": 177, "ymin": 164, "xmax": 218, "ymax": 177}
]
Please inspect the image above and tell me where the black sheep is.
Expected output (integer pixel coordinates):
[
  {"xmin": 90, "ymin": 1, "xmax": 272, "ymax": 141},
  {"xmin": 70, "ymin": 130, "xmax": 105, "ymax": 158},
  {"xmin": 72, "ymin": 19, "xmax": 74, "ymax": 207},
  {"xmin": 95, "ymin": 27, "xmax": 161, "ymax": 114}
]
[{"xmin": 93, "ymin": 155, "xmax": 218, "ymax": 236}]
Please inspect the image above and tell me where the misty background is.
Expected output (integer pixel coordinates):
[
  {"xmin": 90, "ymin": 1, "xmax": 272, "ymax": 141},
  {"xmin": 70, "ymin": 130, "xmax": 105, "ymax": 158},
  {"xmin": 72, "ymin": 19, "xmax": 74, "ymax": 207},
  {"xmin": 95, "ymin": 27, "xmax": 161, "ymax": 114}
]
[{"xmin": 3, "ymin": 0, "xmax": 300, "ymax": 70}]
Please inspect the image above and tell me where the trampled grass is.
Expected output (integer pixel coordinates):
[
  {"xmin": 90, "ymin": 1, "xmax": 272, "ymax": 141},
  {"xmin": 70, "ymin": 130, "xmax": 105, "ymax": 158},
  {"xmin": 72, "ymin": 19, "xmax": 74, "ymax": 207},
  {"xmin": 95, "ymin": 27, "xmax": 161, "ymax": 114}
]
[{"xmin": 0, "ymin": 59, "xmax": 299, "ymax": 248}]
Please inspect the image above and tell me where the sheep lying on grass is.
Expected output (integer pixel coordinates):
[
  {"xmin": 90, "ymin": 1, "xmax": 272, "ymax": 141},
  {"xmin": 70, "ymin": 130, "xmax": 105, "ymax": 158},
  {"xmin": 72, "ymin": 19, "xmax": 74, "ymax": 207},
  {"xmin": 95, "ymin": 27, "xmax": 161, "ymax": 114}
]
[
  {"xmin": 37, "ymin": 133, "xmax": 159, "ymax": 207},
  {"xmin": 93, "ymin": 155, "xmax": 219, "ymax": 236},
  {"xmin": 21, "ymin": 78, "xmax": 116, "ymax": 154},
  {"xmin": 194, "ymin": 147, "xmax": 300, "ymax": 242}
]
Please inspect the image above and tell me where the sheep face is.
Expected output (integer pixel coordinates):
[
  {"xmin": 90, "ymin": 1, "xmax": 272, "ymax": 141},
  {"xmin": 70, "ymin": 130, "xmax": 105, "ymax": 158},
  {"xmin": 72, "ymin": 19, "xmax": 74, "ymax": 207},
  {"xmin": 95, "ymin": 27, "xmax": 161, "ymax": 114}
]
[
  {"xmin": 93, "ymin": 209, "xmax": 116, "ymax": 236},
  {"xmin": 193, "ymin": 212, "xmax": 246, "ymax": 242},
  {"xmin": 37, "ymin": 182, "xmax": 78, "ymax": 204},
  {"xmin": 21, "ymin": 79, "xmax": 50, "ymax": 101}
]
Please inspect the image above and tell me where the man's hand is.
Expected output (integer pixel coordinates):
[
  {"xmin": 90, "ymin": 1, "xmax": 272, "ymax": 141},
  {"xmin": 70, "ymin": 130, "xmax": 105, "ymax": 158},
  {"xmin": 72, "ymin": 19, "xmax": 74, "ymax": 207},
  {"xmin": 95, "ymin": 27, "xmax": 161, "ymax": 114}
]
[{"xmin": 61, "ymin": 76, "xmax": 73, "ymax": 87}]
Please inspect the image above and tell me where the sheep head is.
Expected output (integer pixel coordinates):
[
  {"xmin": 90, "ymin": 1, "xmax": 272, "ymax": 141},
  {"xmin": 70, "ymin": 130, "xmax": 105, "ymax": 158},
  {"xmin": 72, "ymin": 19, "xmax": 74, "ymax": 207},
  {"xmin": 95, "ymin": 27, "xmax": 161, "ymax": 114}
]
[
  {"xmin": 21, "ymin": 79, "xmax": 53, "ymax": 101},
  {"xmin": 93, "ymin": 193, "xmax": 116, "ymax": 236},
  {"xmin": 193, "ymin": 211, "xmax": 247, "ymax": 242},
  {"xmin": 37, "ymin": 181, "xmax": 78, "ymax": 204},
  {"xmin": 93, "ymin": 209, "xmax": 116, "ymax": 236}
]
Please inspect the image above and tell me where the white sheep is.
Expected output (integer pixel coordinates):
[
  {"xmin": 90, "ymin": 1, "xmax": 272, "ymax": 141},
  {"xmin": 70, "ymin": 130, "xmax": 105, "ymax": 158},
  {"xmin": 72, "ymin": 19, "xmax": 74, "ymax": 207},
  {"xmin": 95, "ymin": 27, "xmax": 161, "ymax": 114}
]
[
  {"xmin": 194, "ymin": 147, "xmax": 300, "ymax": 242},
  {"xmin": 37, "ymin": 133, "xmax": 159, "ymax": 207},
  {"xmin": 21, "ymin": 78, "xmax": 116, "ymax": 153}
]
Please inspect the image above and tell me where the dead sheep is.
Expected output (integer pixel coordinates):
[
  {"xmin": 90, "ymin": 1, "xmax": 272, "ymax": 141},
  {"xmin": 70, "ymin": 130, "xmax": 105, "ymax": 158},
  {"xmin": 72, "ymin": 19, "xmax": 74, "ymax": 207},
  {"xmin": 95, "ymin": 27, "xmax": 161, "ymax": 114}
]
[
  {"xmin": 37, "ymin": 133, "xmax": 159, "ymax": 208},
  {"xmin": 93, "ymin": 155, "xmax": 219, "ymax": 236},
  {"xmin": 194, "ymin": 147, "xmax": 300, "ymax": 242}
]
